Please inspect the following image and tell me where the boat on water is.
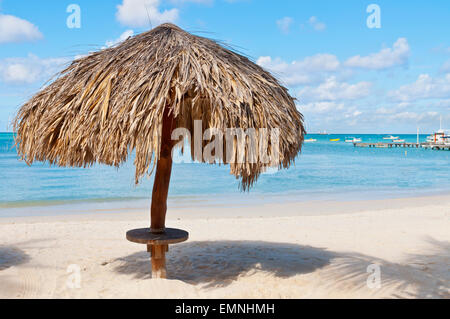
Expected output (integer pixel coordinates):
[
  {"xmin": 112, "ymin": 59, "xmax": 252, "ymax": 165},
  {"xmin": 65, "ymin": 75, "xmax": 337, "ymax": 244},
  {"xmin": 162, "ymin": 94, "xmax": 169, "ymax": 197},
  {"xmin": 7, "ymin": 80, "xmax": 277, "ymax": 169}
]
[
  {"xmin": 383, "ymin": 135, "xmax": 399, "ymax": 140},
  {"xmin": 424, "ymin": 117, "xmax": 450, "ymax": 146},
  {"xmin": 330, "ymin": 138, "xmax": 340, "ymax": 142},
  {"xmin": 305, "ymin": 138, "xmax": 317, "ymax": 142},
  {"xmin": 393, "ymin": 139, "xmax": 406, "ymax": 143},
  {"xmin": 426, "ymin": 130, "xmax": 450, "ymax": 144},
  {"xmin": 345, "ymin": 137, "xmax": 362, "ymax": 143},
  {"xmin": 422, "ymin": 132, "xmax": 450, "ymax": 150}
]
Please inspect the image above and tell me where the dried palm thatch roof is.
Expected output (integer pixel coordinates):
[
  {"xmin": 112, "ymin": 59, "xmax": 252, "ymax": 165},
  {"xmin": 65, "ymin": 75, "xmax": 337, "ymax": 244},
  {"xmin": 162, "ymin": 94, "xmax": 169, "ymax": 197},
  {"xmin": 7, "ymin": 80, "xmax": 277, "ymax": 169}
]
[{"xmin": 14, "ymin": 23, "xmax": 305, "ymax": 190}]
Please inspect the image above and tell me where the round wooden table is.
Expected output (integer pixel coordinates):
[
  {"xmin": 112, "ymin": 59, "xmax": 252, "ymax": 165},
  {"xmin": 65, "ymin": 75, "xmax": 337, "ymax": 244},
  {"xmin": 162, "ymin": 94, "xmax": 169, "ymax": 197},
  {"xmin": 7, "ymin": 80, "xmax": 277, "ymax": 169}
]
[{"xmin": 126, "ymin": 228, "xmax": 188, "ymax": 278}]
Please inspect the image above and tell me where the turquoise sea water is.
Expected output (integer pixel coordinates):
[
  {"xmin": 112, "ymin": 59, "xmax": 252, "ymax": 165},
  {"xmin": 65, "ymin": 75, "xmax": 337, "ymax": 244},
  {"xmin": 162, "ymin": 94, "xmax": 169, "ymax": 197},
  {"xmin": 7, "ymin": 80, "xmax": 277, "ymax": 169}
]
[{"xmin": 1, "ymin": 132, "xmax": 449, "ymax": 217}]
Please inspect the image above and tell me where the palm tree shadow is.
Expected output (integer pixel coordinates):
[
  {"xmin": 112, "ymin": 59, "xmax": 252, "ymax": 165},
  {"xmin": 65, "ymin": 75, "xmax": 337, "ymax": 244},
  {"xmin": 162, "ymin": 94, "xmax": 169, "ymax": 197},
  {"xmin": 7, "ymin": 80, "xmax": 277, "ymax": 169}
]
[
  {"xmin": 0, "ymin": 246, "xmax": 31, "ymax": 298},
  {"xmin": 317, "ymin": 237, "xmax": 450, "ymax": 298},
  {"xmin": 0, "ymin": 238, "xmax": 55, "ymax": 272},
  {"xmin": 113, "ymin": 240, "xmax": 335, "ymax": 287},
  {"xmin": 0, "ymin": 246, "xmax": 30, "ymax": 271},
  {"xmin": 0, "ymin": 239, "xmax": 57, "ymax": 298},
  {"xmin": 398, "ymin": 237, "xmax": 449, "ymax": 298}
]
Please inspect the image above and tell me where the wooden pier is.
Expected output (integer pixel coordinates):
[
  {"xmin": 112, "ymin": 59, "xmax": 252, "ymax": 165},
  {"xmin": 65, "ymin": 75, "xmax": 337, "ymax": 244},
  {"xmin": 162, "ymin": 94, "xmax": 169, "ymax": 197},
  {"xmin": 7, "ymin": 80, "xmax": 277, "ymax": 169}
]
[
  {"xmin": 421, "ymin": 143, "xmax": 450, "ymax": 151},
  {"xmin": 353, "ymin": 142, "xmax": 420, "ymax": 148},
  {"xmin": 353, "ymin": 142, "xmax": 450, "ymax": 150}
]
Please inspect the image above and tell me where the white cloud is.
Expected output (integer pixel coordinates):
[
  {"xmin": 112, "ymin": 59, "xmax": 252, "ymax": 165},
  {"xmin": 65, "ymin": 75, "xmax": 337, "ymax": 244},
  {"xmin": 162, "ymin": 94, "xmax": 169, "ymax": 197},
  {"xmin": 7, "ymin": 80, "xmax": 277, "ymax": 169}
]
[
  {"xmin": 257, "ymin": 39, "xmax": 412, "ymax": 89},
  {"xmin": 116, "ymin": 0, "xmax": 179, "ymax": 28},
  {"xmin": 0, "ymin": 54, "xmax": 68, "ymax": 84},
  {"xmin": 296, "ymin": 54, "xmax": 340, "ymax": 72},
  {"xmin": 441, "ymin": 60, "xmax": 450, "ymax": 74},
  {"xmin": 276, "ymin": 17, "xmax": 293, "ymax": 34},
  {"xmin": 257, "ymin": 54, "xmax": 340, "ymax": 86},
  {"xmin": 2, "ymin": 63, "xmax": 29, "ymax": 83},
  {"xmin": 308, "ymin": 16, "xmax": 326, "ymax": 31},
  {"xmin": 376, "ymin": 102, "xmax": 410, "ymax": 115},
  {"xmin": 388, "ymin": 73, "xmax": 450, "ymax": 102},
  {"xmin": 255, "ymin": 38, "xmax": 442, "ymax": 132},
  {"xmin": 105, "ymin": 30, "xmax": 134, "ymax": 48},
  {"xmin": 430, "ymin": 99, "xmax": 450, "ymax": 108},
  {"xmin": 300, "ymin": 101, "xmax": 345, "ymax": 114},
  {"xmin": 298, "ymin": 77, "xmax": 372, "ymax": 103},
  {"xmin": 345, "ymin": 38, "xmax": 410, "ymax": 70},
  {"xmin": 257, "ymin": 39, "xmax": 411, "ymax": 94},
  {"xmin": 388, "ymin": 111, "xmax": 440, "ymax": 123},
  {"xmin": 375, "ymin": 107, "xmax": 393, "ymax": 115},
  {"xmin": 299, "ymin": 100, "xmax": 363, "ymax": 131},
  {"xmin": 295, "ymin": 77, "xmax": 371, "ymax": 129},
  {"xmin": 0, "ymin": 14, "xmax": 43, "ymax": 44}
]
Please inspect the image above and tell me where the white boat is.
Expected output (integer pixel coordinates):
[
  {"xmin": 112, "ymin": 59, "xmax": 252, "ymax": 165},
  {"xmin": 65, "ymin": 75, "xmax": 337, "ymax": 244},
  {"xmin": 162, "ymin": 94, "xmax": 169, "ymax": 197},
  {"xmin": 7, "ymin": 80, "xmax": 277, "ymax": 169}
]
[
  {"xmin": 345, "ymin": 137, "xmax": 362, "ymax": 143},
  {"xmin": 393, "ymin": 139, "xmax": 405, "ymax": 143},
  {"xmin": 383, "ymin": 135, "xmax": 399, "ymax": 140},
  {"xmin": 426, "ymin": 130, "xmax": 450, "ymax": 144},
  {"xmin": 426, "ymin": 117, "xmax": 450, "ymax": 145},
  {"xmin": 305, "ymin": 138, "xmax": 317, "ymax": 142}
]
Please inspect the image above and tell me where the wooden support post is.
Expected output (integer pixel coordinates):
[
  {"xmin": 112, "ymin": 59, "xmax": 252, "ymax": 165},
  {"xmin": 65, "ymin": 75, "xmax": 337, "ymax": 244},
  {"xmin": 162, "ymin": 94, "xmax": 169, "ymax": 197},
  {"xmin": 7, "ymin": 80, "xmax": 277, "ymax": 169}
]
[
  {"xmin": 150, "ymin": 107, "xmax": 174, "ymax": 233},
  {"xmin": 125, "ymin": 106, "xmax": 189, "ymax": 280},
  {"xmin": 147, "ymin": 244, "xmax": 169, "ymax": 279},
  {"xmin": 149, "ymin": 106, "xmax": 174, "ymax": 277}
]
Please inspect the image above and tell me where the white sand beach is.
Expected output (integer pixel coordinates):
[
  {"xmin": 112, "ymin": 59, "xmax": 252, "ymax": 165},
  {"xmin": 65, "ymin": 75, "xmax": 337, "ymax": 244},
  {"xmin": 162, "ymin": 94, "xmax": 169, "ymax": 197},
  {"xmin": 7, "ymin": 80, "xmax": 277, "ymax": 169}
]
[{"xmin": 0, "ymin": 194, "xmax": 449, "ymax": 299}]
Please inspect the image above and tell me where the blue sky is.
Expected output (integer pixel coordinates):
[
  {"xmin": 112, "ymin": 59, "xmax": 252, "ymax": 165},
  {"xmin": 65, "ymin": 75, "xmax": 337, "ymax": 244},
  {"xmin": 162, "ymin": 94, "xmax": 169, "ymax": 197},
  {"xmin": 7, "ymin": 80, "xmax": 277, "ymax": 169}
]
[{"xmin": 0, "ymin": 0, "xmax": 449, "ymax": 133}]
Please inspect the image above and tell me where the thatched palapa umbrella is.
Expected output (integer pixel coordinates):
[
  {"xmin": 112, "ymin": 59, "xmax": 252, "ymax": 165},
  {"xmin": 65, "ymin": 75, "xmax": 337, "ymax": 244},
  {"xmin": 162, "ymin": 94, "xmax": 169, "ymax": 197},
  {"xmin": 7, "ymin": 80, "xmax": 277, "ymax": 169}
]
[{"xmin": 14, "ymin": 24, "xmax": 305, "ymax": 278}]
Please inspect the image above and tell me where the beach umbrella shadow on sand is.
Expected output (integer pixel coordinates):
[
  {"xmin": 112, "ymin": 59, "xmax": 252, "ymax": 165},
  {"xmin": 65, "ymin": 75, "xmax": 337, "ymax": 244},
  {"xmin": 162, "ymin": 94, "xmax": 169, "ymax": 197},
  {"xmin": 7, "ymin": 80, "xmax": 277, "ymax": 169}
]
[
  {"xmin": 112, "ymin": 238, "xmax": 449, "ymax": 297},
  {"xmin": 112, "ymin": 241, "xmax": 333, "ymax": 286},
  {"xmin": 13, "ymin": 23, "xmax": 305, "ymax": 279}
]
